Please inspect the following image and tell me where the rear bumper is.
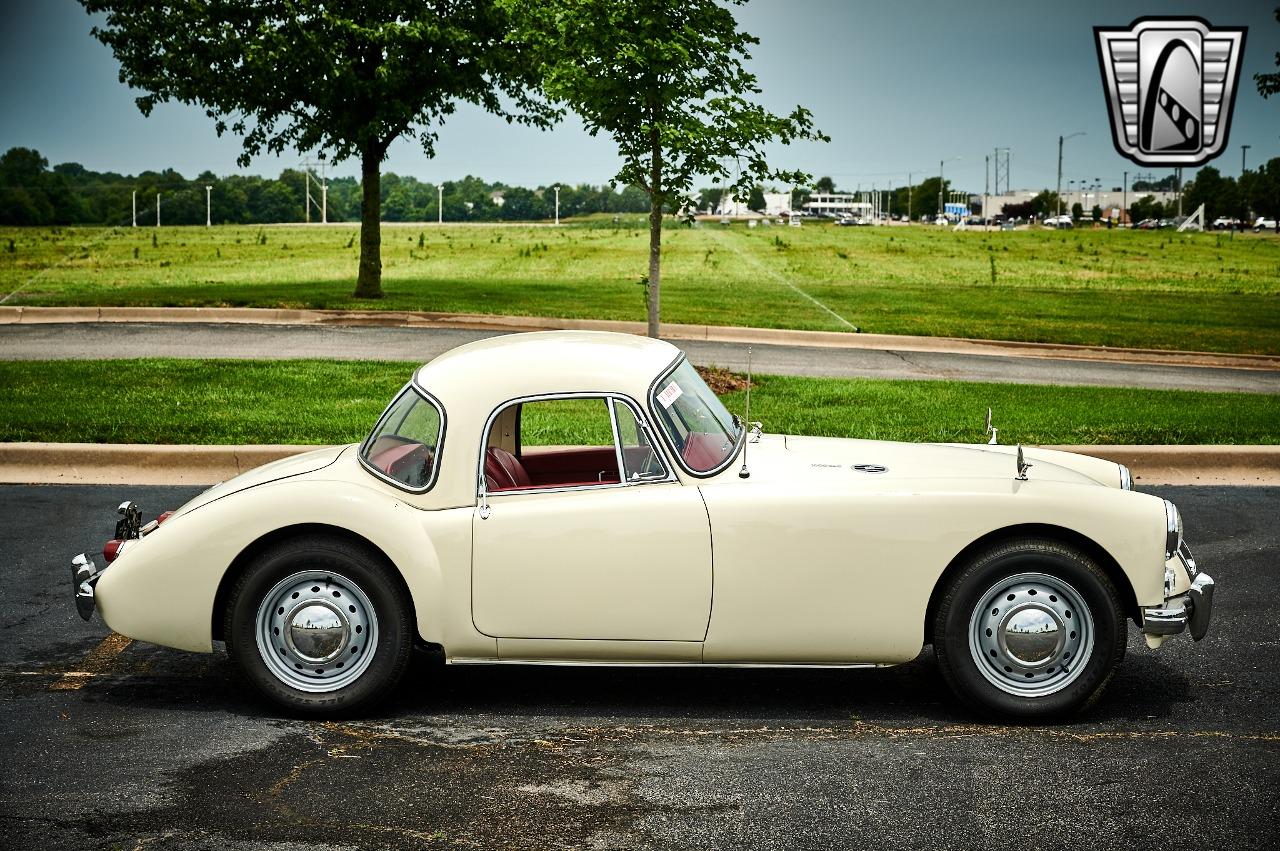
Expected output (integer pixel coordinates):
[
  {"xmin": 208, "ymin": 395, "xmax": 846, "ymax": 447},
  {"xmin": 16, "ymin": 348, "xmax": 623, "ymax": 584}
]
[
  {"xmin": 71, "ymin": 551, "xmax": 107, "ymax": 621},
  {"xmin": 1142, "ymin": 544, "xmax": 1214, "ymax": 642}
]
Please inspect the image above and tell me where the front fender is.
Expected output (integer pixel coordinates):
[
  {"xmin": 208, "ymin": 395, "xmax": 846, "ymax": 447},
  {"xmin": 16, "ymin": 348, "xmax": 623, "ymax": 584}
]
[{"xmin": 95, "ymin": 477, "xmax": 446, "ymax": 653}]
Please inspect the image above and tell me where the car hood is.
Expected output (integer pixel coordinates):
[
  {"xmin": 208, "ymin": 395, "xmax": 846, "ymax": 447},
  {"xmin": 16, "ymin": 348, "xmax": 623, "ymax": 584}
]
[
  {"xmin": 172, "ymin": 445, "xmax": 350, "ymax": 518},
  {"xmin": 745, "ymin": 435, "xmax": 1122, "ymax": 488}
]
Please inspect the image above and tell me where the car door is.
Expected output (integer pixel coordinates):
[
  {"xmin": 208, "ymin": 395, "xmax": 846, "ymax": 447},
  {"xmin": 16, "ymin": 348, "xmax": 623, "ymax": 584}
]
[{"xmin": 471, "ymin": 395, "xmax": 713, "ymax": 642}]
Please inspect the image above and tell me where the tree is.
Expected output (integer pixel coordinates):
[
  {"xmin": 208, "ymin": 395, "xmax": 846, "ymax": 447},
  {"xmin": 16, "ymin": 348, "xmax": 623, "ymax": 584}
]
[
  {"xmin": 814, "ymin": 176, "xmax": 836, "ymax": 195},
  {"xmin": 1257, "ymin": 7, "xmax": 1280, "ymax": 98},
  {"xmin": 82, "ymin": 1, "xmax": 554, "ymax": 299},
  {"xmin": 747, "ymin": 185, "xmax": 766, "ymax": 212},
  {"xmin": 1071, "ymin": 202, "xmax": 1084, "ymax": 222},
  {"xmin": 509, "ymin": 0, "xmax": 825, "ymax": 337},
  {"xmin": 1091, "ymin": 205, "xmax": 1102, "ymax": 222},
  {"xmin": 1028, "ymin": 190, "xmax": 1061, "ymax": 219}
]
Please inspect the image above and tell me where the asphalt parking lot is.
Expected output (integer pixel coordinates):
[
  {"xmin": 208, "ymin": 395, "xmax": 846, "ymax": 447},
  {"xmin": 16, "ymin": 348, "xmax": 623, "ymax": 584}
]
[{"xmin": 1, "ymin": 483, "xmax": 1277, "ymax": 850}]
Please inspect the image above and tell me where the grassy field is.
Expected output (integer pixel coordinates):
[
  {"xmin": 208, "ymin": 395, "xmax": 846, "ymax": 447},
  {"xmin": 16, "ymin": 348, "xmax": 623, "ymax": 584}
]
[
  {"xmin": 2, "ymin": 359, "xmax": 1276, "ymax": 446},
  {"xmin": 1, "ymin": 220, "xmax": 1277, "ymax": 354}
]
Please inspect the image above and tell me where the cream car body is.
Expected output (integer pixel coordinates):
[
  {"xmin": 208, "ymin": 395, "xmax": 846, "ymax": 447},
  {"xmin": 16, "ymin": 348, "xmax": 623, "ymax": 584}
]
[{"xmin": 73, "ymin": 331, "xmax": 1211, "ymax": 715}]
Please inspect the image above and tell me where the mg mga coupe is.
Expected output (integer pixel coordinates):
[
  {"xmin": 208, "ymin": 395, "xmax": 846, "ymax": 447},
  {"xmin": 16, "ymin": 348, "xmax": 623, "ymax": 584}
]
[{"xmin": 71, "ymin": 331, "xmax": 1213, "ymax": 717}]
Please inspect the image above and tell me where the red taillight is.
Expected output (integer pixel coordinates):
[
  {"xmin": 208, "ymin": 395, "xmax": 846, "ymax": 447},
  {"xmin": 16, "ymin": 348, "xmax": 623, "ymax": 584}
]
[
  {"xmin": 157, "ymin": 511, "xmax": 174, "ymax": 525},
  {"xmin": 103, "ymin": 539, "xmax": 125, "ymax": 563}
]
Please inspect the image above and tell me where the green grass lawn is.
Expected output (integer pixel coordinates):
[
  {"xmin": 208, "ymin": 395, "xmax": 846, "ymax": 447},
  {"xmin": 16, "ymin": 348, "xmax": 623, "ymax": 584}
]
[
  {"xmin": 1, "ymin": 221, "xmax": 1277, "ymax": 354},
  {"xmin": 2, "ymin": 359, "xmax": 1275, "ymax": 446}
]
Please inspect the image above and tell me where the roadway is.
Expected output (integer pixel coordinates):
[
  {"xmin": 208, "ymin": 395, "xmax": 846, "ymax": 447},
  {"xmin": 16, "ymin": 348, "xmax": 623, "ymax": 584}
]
[
  {"xmin": 1, "ymin": 483, "xmax": 1277, "ymax": 849},
  {"xmin": 3, "ymin": 321, "xmax": 1278, "ymax": 392}
]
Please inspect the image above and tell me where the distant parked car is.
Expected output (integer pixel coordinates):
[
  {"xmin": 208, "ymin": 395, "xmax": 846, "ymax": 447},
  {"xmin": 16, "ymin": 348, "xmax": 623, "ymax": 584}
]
[
  {"xmin": 1044, "ymin": 215, "xmax": 1074, "ymax": 229},
  {"xmin": 1211, "ymin": 217, "xmax": 1240, "ymax": 230},
  {"xmin": 1254, "ymin": 216, "xmax": 1278, "ymax": 232}
]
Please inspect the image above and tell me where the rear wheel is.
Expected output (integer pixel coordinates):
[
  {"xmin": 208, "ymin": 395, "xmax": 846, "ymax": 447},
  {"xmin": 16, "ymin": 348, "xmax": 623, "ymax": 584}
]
[
  {"xmin": 934, "ymin": 537, "xmax": 1126, "ymax": 718},
  {"xmin": 225, "ymin": 536, "xmax": 413, "ymax": 716}
]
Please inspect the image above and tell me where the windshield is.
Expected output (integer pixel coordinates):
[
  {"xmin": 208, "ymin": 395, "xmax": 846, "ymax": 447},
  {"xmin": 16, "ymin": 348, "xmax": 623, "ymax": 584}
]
[
  {"xmin": 651, "ymin": 359, "xmax": 741, "ymax": 474},
  {"xmin": 360, "ymin": 387, "xmax": 443, "ymax": 490}
]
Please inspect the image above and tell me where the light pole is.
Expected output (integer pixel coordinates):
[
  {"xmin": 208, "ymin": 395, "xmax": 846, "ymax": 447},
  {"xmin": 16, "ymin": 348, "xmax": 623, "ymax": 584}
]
[
  {"xmin": 437, "ymin": 184, "xmax": 443, "ymax": 225},
  {"xmin": 1057, "ymin": 131, "xmax": 1085, "ymax": 215},
  {"xmin": 1122, "ymin": 170, "xmax": 1128, "ymax": 226},
  {"xmin": 554, "ymin": 185, "xmax": 560, "ymax": 225},
  {"xmin": 205, "ymin": 185, "xmax": 212, "ymax": 227},
  {"xmin": 132, "ymin": 190, "xmax": 137, "ymax": 227},
  {"xmin": 939, "ymin": 157, "xmax": 960, "ymax": 221},
  {"xmin": 156, "ymin": 193, "xmax": 160, "ymax": 228},
  {"xmin": 907, "ymin": 172, "xmax": 912, "ymax": 221},
  {"xmin": 321, "ymin": 182, "xmax": 328, "ymax": 224},
  {"xmin": 1241, "ymin": 144, "xmax": 1251, "ymax": 175}
]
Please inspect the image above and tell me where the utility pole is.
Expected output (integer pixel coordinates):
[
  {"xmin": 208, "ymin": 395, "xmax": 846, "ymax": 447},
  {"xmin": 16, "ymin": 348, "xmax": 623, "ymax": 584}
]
[
  {"xmin": 321, "ymin": 182, "xmax": 328, "ymax": 225},
  {"xmin": 1176, "ymin": 167, "xmax": 1183, "ymax": 217},
  {"xmin": 554, "ymin": 185, "xmax": 560, "ymax": 225},
  {"xmin": 304, "ymin": 169, "xmax": 311, "ymax": 224},
  {"xmin": 1122, "ymin": 170, "xmax": 1128, "ymax": 226},
  {"xmin": 205, "ymin": 185, "xmax": 212, "ymax": 227},
  {"xmin": 1057, "ymin": 131, "xmax": 1085, "ymax": 216},
  {"xmin": 907, "ymin": 173, "xmax": 912, "ymax": 221},
  {"xmin": 132, "ymin": 190, "xmax": 137, "ymax": 227},
  {"xmin": 938, "ymin": 160, "xmax": 944, "ymax": 220},
  {"xmin": 437, "ymin": 185, "xmax": 443, "ymax": 225},
  {"xmin": 1241, "ymin": 144, "xmax": 1251, "ymax": 175},
  {"xmin": 984, "ymin": 155, "xmax": 990, "ymax": 225},
  {"xmin": 156, "ymin": 193, "xmax": 160, "ymax": 228}
]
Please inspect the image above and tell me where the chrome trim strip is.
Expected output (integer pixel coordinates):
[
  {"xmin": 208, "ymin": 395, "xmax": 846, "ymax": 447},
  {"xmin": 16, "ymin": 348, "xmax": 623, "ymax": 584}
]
[
  {"xmin": 357, "ymin": 382, "xmax": 448, "ymax": 495},
  {"xmin": 447, "ymin": 658, "xmax": 888, "ymax": 669}
]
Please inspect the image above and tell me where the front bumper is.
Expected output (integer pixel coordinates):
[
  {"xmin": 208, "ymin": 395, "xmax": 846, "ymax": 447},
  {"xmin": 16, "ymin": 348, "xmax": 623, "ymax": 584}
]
[{"xmin": 1142, "ymin": 543, "xmax": 1214, "ymax": 642}]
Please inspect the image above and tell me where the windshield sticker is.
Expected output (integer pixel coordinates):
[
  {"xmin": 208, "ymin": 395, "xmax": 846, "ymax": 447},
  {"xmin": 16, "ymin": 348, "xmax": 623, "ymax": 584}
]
[{"xmin": 657, "ymin": 381, "xmax": 683, "ymax": 408}]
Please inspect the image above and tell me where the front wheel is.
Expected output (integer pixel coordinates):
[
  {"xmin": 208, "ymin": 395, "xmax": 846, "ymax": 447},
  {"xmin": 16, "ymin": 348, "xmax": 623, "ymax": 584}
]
[
  {"xmin": 934, "ymin": 538, "xmax": 1126, "ymax": 719},
  {"xmin": 225, "ymin": 536, "xmax": 413, "ymax": 716}
]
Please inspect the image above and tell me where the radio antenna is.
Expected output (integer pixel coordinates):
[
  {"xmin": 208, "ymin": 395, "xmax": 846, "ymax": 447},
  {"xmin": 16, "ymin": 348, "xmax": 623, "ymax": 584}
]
[{"xmin": 739, "ymin": 346, "xmax": 752, "ymax": 479}]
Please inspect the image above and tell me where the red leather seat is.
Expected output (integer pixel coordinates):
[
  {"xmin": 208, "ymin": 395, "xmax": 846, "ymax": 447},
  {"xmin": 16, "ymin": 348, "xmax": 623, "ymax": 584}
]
[{"xmin": 485, "ymin": 446, "xmax": 532, "ymax": 491}]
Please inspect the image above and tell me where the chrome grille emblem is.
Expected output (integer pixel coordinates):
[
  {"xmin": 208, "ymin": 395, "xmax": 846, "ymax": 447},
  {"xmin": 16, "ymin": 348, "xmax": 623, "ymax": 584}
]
[
  {"xmin": 1094, "ymin": 17, "xmax": 1246, "ymax": 166},
  {"xmin": 852, "ymin": 464, "xmax": 888, "ymax": 474}
]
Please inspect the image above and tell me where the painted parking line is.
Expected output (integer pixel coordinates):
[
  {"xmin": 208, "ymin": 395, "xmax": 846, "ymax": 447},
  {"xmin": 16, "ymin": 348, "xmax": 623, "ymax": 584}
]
[{"xmin": 48, "ymin": 632, "xmax": 133, "ymax": 691}]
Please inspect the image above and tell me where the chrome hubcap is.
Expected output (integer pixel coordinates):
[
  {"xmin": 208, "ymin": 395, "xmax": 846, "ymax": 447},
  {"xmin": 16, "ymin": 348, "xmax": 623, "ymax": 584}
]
[
  {"xmin": 968, "ymin": 571, "xmax": 1093, "ymax": 698},
  {"xmin": 255, "ymin": 570, "xmax": 378, "ymax": 693}
]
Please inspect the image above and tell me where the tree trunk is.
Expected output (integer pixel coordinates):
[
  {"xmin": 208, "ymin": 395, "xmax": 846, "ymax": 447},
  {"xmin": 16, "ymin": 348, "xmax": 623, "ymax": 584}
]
[
  {"xmin": 646, "ymin": 125, "xmax": 662, "ymax": 339},
  {"xmin": 353, "ymin": 145, "xmax": 383, "ymax": 299}
]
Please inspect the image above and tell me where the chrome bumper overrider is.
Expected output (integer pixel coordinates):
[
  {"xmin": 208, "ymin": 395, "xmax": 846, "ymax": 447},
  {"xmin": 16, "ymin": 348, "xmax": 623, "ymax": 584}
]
[
  {"xmin": 71, "ymin": 552, "xmax": 107, "ymax": 621},
  {"xmin": 1142, "ymin": 544, "xmax": 1214, "ymax": 642}
]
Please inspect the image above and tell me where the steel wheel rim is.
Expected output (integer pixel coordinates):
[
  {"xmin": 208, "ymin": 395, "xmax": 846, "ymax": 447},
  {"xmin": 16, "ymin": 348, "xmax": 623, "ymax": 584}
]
[
  {"xmin": 967, "ymin": 571, "xmax": 1094, "ymax": 698},
  {"xmin": 254, "ymin": 569, "xmax": 378, "ymax": 693}
]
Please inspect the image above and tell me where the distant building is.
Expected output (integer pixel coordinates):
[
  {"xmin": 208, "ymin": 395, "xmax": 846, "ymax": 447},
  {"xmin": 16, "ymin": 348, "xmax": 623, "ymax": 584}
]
[
  {"xmin": 803, "ymin": 193, "xmax": 871, "ymax": 218},
  {"xmin": 985, "ymin": 189, "xmax": 1179, "ymax": 219},
  {"xmin": 715, "ymin": 192, "xmax": 793, "ymax": 217}
]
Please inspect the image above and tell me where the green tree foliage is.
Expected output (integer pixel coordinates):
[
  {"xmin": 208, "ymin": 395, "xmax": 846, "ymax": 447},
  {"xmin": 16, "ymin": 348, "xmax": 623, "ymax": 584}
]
[
  {"xmin": 1071, "ymin": 202, "xmax": 1084, "ymax": 222},
  {"xmin": 1240, "ymin": 157, "xmax": 1280, "ymax": 221},
  {"xmin": 747, "ymin": 185, "xmax": 767, "ymax": 212},
  {"xmin": 81, "ymin": 0, "xmax": 554, "ymax": 299},
  {"xmin": 1091, "ymin": 204, "xmax": 1103, "ymax": 222},
  {"xmin": 0, "ymin": 147, "xmax": 651, "ymax": 226},
  {"xmin": 814, "ymin": 176, "xmax": 836, "ymax": 194},
  {"xmin": 1128, "ymin": 195, "xmax": 1164, "ymax": 222},
  {"xmin": 1028, "ymin": 190, "xmax": 1062, "ymax": 219},
  {"xmin": 508, "ymin": 0, "xmax": 826, "ymax": 336}
]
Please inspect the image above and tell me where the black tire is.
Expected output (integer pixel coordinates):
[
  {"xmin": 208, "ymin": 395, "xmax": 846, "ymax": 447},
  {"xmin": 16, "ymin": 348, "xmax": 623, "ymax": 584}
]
[
  {"xmin": 224, "ymin": 535, "xmax": 413, "ymax": 716},
  {"xmin": 933, "ymin": 537, "xmax": 1126, "ymax": 719}
]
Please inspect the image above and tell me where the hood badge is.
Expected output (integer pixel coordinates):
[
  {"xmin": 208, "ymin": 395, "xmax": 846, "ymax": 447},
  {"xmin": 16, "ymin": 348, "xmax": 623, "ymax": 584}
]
[
  {"xmin": 853, "ymin": 463, "xmax": 888, "ymax": 474},
  {"xmin": 1016, "ymin": 444, "xmax": 1033, "ymax": 481}
]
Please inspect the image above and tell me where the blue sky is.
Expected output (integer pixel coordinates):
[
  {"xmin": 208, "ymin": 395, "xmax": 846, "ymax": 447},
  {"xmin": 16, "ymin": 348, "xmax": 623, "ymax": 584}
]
[{"xmin": 1, "ymin": 0, "xmax": 1276, "ymax": 191}]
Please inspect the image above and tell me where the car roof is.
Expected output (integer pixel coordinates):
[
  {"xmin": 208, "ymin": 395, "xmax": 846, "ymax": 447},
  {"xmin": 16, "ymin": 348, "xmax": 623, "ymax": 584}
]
[{"xmin": 413, "ymin": 330, "xmax": 683, "ymax": 406}]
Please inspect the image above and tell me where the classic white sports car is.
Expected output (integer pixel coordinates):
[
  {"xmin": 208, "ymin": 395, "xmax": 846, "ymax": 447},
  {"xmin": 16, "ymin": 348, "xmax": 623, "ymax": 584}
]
[{"xmin": 71, "ymin": 331, "xmax": 1213, "ymax": 718}]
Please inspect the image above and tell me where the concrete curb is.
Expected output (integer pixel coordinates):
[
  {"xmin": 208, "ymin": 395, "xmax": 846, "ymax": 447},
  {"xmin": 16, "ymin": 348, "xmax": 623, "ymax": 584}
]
[
  {"xmin": 2, "ymin": 306, "xmax": 1276, "ymax": 372},
  {"xmin": 1, "ymin": 442, "xmax": 1276, "ymax": 487}
]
